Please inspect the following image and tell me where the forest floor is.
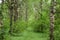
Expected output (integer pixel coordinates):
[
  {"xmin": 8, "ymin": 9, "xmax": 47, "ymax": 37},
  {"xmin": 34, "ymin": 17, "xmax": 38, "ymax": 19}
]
[{"xmin": 9, "ymin": 30, "xmax": 49, "ymax": 40}]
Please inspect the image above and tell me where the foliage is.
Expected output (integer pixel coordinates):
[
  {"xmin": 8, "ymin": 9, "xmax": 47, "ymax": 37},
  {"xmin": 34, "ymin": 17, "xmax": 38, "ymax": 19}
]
[{"xmin": 0, "ymin": 0, "xmax": 60, "ymax": 40}]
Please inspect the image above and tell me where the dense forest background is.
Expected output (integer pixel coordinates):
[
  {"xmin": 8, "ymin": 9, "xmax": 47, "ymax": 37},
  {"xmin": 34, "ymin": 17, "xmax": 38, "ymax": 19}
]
[{"xmin": 0, "ymin": 0, "xmax": 60, "ymax": 40}]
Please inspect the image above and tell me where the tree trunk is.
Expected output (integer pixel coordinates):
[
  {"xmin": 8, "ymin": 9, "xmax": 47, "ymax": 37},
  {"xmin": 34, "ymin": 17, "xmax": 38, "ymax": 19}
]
[
  {"xmin": 40, "ymin": 0, "xmax": 43, "ymax": 32},
  {"xmin": 13, "ymin": 0, "xmax": 18, "ymax": 22},
  {"xmin": 8, "ymin": 0, "xmax": 19, "ymax": 34},
  {"xmin": 0, "ymin": 0, "xmax": 4, "ymax": 40},
  {"xmin": 9, "ymin": 0, "xmax": 14, "ymax": 34},
  {"xmin": 50, "ymin": 0, "xmax": 56, "ymax": 40}
]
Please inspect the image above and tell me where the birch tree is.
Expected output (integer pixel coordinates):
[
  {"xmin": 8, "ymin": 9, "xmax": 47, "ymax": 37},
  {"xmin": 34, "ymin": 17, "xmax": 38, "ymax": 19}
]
[{"xmin": 50, "ymin": 0, "xmax": 56, "ymax": 40}]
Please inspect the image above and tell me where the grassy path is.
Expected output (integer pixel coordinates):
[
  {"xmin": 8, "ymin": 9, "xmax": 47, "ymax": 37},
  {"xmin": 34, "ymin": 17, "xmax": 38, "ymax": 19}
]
[{"xmin": 10, "ymin": 31, "xmax": 49, "ymax": 40}]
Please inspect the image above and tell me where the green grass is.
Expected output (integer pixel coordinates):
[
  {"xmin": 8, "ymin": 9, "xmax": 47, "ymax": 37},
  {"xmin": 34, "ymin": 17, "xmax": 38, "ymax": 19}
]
[{"xmin": 9, "ymin": 30, "xmax": 49, "ymax": 40}]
